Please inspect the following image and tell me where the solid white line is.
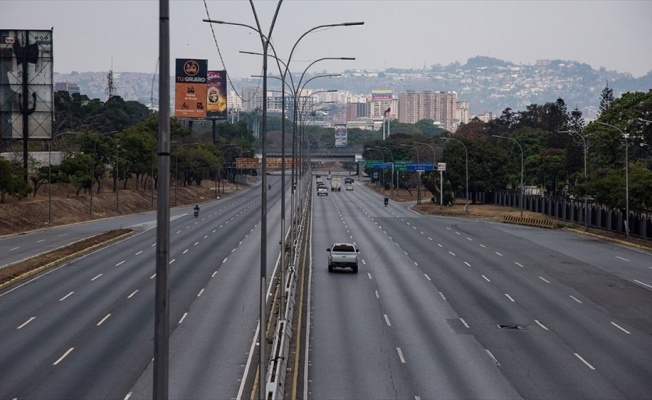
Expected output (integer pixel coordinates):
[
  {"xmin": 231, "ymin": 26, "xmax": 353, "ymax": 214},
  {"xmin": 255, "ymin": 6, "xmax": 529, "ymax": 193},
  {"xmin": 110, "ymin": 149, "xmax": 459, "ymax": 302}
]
[
  {"xmin": 128, "ymin": 290, "xmax": 138, "ymax": 299},
  {"xmin": 482, "ymin": 275, "xmax": 491, "ymax": 282},
  {"xmin": 485, "ymin": 349, "xmax": 500, "ymax": 366},
  {"xmin": 396, "ymin": 347, "xmax": 406, "ymax": 363},
  {"xmin": 135, "ymin": 251, "xmax": 143, "ymax": 255},
  {"xmin": 367, "ymin": 273, "xmax": 373, "ymax": 280},
  {"xmin": 570, "ymin": 295, "xmax": 583, "ymax": 304},
  {"xmin": 60, "ymin": 291, "xmax": 74, "ymax": 301},
  {"xmin": 424, "ymin": 274, "xmax": 431, "ymax": 281},
  {"xmin": 535, "ymin": 319, "xmax": 549, "ymax": 331},
  {"xmin": 384, "ymin": 314, "xmax": 391, "ymax": 326},
  {"xmin": 505, "ymin": 293, "xmax": 515, "ymax": 302},
  {"xmin": 459, "ymin": 318, "xmax": 470, "ymax": 328},
  {"xmin": 611, "ymin": 321, "xmax": 631, "ymax": 334},
  {"xmin": 539, "ymin": 276, "xmax": 550, "ymax": 283},
  {"xmin": 97, "ymin": 313, "xmax": 111, "ymax": 326},
  {"xmin": 91, "ymin": 274, "xmax": 102, "ymax": 281},
  {"xmin": 198, "ymin": 288, "xmax": 205, "ymax": 297},
  {"xmin": 115, "ymin": 261, "xmax": 125, "ymax": 267},
  {"xmin": 179, "ymin": 312, "xmax": 188, "ymax": 324},
  {"xmin": 634, "ymin": 279, "xmax": 652, "ymax": 289},
  {"xmin": 53, "ymin": 347, "xmax": 74, "ymax": 365},
  {"xmin": 616, "ymin": 256, "xmax": 629, "ymax": 262},
  {"xmin": 439, "ymin": 292, "xmax": 447, "ymax": 300},
  {"xmin": 17, "ymin": 317, "xmax": 36, "ymax": 330},
  {"xmin": 574, "ymin": 353, "xmax": 596, "ymax": 370}
]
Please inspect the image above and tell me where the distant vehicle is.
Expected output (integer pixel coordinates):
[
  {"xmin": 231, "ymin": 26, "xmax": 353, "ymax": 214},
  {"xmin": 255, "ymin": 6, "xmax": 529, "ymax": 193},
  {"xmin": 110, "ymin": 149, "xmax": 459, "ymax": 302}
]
[
  {"xmin": 344, "ymin": 177, "xmax": 354, "ymax": 184},
  {"xmin": 316, "ymin": 176, "xmax": 324, "ymax": 185},
  {"xmin": 327, "ymin": 243, "xmax": 360, "ymax": 273},
  {"xmin": 330, "ymin": 176, "xmax": 342, "ymax": 191},
  {"xmin": 317, "ymin": 186, "xmax": 328, "ymax": 196},
  {"xmin": 345, "ymin": 183, "xmax": 353, "ymax": 191}
]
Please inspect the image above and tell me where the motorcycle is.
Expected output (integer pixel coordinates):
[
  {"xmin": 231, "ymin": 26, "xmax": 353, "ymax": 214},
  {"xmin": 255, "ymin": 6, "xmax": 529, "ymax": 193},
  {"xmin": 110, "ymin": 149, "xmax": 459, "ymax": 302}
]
[
  {"xmin": 194, "ymin": 209, "xmax": 199, "ymax": 218},
  {"xmin": 384, "ymin": 198, "xmax": 389, "ymax": 207}
]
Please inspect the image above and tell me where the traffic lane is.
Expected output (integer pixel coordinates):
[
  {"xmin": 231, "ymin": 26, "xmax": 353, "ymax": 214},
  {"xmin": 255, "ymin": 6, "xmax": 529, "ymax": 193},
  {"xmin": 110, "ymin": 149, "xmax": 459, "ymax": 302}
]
[
  {"xmin": 387, "ymin": 215, "xmax": 652, "ymax": 398},
  {"xmin": 328, "ymin": 190, "xmax": 522, "ymax": 398},
  {"xmin": 310, "ymin": 194, "xmax": 412, "ymax": 399},
  {"xmin": 0, "ymin": 196, "xmax": 264, "ymax": 399}
]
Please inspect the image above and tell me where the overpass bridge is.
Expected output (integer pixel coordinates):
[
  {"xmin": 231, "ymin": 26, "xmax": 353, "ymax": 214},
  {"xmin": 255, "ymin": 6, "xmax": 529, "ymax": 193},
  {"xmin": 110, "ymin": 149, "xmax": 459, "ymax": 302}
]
[{"xmin": 256, "ymin": 146, "xmax": 363, "ymax": 163}]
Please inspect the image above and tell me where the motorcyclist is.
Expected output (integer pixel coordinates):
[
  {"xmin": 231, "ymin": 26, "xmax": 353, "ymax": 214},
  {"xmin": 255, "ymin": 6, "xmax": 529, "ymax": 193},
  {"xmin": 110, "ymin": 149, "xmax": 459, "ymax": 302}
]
[
  {"xmin": 384, "ymin": 196, "xmax": 389, "ymax": 206},
  {"xmin": 268, "ymin": 183, "xmax": 271, "ymax": 190},
  {"xmin": 194, "ymin": 205, "xmax": 200, "ymax": 216}
]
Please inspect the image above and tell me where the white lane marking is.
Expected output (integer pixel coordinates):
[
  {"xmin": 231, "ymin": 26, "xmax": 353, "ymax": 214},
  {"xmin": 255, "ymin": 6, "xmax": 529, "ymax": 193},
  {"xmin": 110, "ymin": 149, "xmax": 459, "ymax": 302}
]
[
  {"xmin": 231, "ymin": 248, "xmax": 237, "ymax": 253},
  {"xmin": 194, "ymin": 242, "xmax": 199, "ymax": 246},
  {"xmin": 396, "ymin": 348, "xmax": 406, "ymax": 363},
  {"xmin": 53, "ymin": 347, "xmax": 74, "ymax": 365},
  {"xmin": 515, "ymin": 262, "xmax": 524, "ymax": 268},
  {"xmin": 482, "ymin": 275, "xmax": 491, "ymax": 282},
  {"xmin": 135, "ymin": 251, "xmax": 143, "ymax": 255},
  {"xmin": 128, "ymin": 290, "xmax": 138, "ymax": 299},
  {"xmin": 223, "ymin": 258, "xmax": 228, "ymax": 264},
  {"xmin": 179, "ymin": 312, "xmax": 188, "ymax": 324},
  {"xmin": 424, "ymin": 274, "xmax": 431, "ymax": 281},
  {"xmin": 574, "ymin": 353, "xmax": 596, "ymax": 370},
  {"xmin": 151, "ymin": 243, "xmax": 156, "ymax": 247},
  {"xmin": 464, "ymin": 261, "xmax": 471, "ymax": 267},
  {"xmin": 375, "ymin": 291, "xmax": 379, "ymax": 299},
  {"xmin": 183, "ymin": 249, "xmax": 188, "ymax": 254},
  {"xmin": 60, "ymin": 292, "xmax": 74, "ymax": 301},
  {"xmin": 37, "ymin": 239, "xmax": 45, "ymax": 243},
  {"xmin": 459, "ymin": 318, "xmax": 470, "ymax": 328},
  {"xmin": 539, "ymin": 276, "xmax": 550, "ymax": 283},
  {"xmin": 495, "ymin": 252, "xmax": 503, "ymax": 256},
  {"xmin": 420, "ymin": 231, "xmax": 424, "ymax": 235},
  {"xmin": 361, "ymin": 259, "xmax": 366, "ymax": 265},
  {"xmin": 150, "ymin": 273, "xmax": 156, "ymax": 279},
  {"xmin": 116, "ymin": 261, "xmax": 125, "ymax": 267},
  {"xmin": 169, "ymin": 258, "xmax": 176, "ymax": 264},
  {"xmin": 505, "ymin": 293, "xmax": 515, "ymax": 302},
  {"xmin": 455, "ymin": 232, "xmax": 461, "ymax": 235},
  {"xmin": 212, "ymin": 271, "xmax": 217, "ymax": 278},
  {"xmin": 449, "ymin": 251, "xmax": 456, "ymax": 256},
  {"xmin": 535, "ymin": 319, "xmax": 549, "ymax": 331},
  {"xmin": 437, "ymin": 243, "xmax": 443, "ymax": 248},
  {"xmin": 91, "ymin": 274, "xmax": 102, "ymax": 281},
  {"xmin": 204, "ymin": 235, "xmax": 208, "ymax": 239},
  {"xmin": 198, "ymin": 288, "xmax": 205, "ymax": 297},
  {"xmin": 611, "ymin": 321, "xmax": 631, "ymax": 334},
  {"xmin": 439, "ymin": 292, "xmax": 447, "ymax": 301},
  {"xmin": 17, "ymin": 317, "xmax": 36, "ymax": 330},
  {"xmin": 97, "ymin": 314, "xmax": 111, "ymax": 326},
  {"xmin": 367, "ymin": 273, "xmax": 373, "ymax": 280},
  {"xmin": 634, "ymin": 279, "xmax": 652, "ymax": 289},
  {"xmin": 9, "ymin": 247, "xmax": 19, "ymax": 251},
  {"xmin": 616, "ymin": 256, "xmax": 629, "ymax": 262},
  {"xmin": 480, "ymin": 244, "xmax": 486, "ymax": 248},
  {"xmin": 485, "ymin": 349, "xmax": 500, "ymax": 366},
  {"xmin": 466, "ymin": 237, "xmax": 473, "ymax": 241},
  {"xmin": 176, "ymin": 230, "xmax": 181, "ymax": 235},
  {"xmin": 384, "ymin": 314, "xmax": 392, "ymax": 326},
  {"xmin": 570, "ymin": 295, "xmax": 583, "ymax": 304},
  {"xmin": 446, "ymin": 227, "xmax": 451, "ymax": 230},
  {"xmin": 428, "ymin": 237, "xmax": 433, "ymax": 241},
  {"xmin": 212, "ymin": 229, "xmax": 216, "ymax": 233}
]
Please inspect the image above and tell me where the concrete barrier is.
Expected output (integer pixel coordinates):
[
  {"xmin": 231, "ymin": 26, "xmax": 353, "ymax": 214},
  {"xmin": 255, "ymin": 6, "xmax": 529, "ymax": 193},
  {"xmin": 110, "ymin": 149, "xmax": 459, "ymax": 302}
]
[{"xmin": 502, "ymin": 215, "xmax": 558, "ymax": 229}]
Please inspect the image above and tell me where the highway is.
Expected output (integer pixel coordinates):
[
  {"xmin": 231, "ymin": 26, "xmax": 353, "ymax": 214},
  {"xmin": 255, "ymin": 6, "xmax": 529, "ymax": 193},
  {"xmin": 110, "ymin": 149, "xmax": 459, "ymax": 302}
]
[
  {"xmin": 306, "ymin": 178, "xmax": 652, "ymax": 399},
  {"xmin": 0, "ymin": 176, "xmax": 289, "ymax": 400}
]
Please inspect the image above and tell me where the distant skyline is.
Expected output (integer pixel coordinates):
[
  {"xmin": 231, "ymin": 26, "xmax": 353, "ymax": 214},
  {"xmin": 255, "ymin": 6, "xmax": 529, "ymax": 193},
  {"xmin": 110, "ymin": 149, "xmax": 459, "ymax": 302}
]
[{"xmin": 3, "ymin": 1, "xmax": 652, "ymax": 79}]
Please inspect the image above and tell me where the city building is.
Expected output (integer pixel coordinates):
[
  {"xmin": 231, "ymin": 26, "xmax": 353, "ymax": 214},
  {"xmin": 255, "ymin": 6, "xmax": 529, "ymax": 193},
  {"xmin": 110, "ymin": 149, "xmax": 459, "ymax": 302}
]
[{"xmin": 398, "ymin": 91, "xmax": 458, "ymax": 132}]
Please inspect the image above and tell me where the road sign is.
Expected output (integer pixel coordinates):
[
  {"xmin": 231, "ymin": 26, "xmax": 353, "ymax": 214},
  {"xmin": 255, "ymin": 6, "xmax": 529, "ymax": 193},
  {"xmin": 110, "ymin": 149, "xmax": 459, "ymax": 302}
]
[
  {"xmin": 437, "ymin": 162, "xmax": 446, "ymax": 171},
  {"xmin": 364, "ymin": 159, "xmax": 383, "ymax": 168},
  {"xmin": 406, "ymin": 162, "xmax": 434, "ymax": 171},
  {"xmin": 394, "ymin": 161, "xmax": 409, "ymax": 172},
  {"xmin": 372, "ymin": 162, "xmax": 393, "ymax": 169}
]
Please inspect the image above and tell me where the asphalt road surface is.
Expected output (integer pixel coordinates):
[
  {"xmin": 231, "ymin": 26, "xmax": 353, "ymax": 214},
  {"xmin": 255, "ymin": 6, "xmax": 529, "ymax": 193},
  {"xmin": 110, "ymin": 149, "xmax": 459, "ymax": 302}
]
[{"xmin": 306, "ymin": 178, "xmax": 652, "ymax": 399}]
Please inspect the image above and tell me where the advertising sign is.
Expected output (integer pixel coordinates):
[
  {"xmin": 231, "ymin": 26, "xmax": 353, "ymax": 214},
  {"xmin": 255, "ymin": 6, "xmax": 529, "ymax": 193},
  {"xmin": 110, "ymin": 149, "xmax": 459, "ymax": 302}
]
[
  {"xmin": 0, "ymin": 29, "xmax": 53, "ymax": 139},
  {"xmin": 334, "ymin": 124, "xmax": 347, "ymax": 147},
  {"xmin": 206, "ymin": 70, "xmax": 227, "ymax": 120},
  {"xmin": 174, "ymin": 58, "xmax": 207, "ymax": 119},
  {"xmin": 371, "ymin": 89, "xmax": 392, "ymax": 101}
]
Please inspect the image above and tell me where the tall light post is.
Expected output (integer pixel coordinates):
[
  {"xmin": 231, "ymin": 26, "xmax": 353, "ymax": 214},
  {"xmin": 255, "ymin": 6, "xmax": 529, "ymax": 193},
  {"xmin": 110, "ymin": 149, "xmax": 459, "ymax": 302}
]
[
  {"xmin": 596, "ymin": 121, "xmax": 630, "ymax": 238},
  {"xmin": 365, "ymin": 147, "xmax": 384, "ymax": 188},
  {"xmin": 559, "ymin": 129, "xmax": 589, "ymax": 231},
  {"xmin": 438, "ymin": 137, "xmax": 469, "ymax": 213},
  {"xmin": 414, "ymin": 141, "xmax": 441, "ymax": 208},
  {"xmin": 374, "ymin": 146, "xmax": 394, "ymax": 194},
  {"xmin": 401, "ymin": 144, "xmax": 422, "ymax": 204},
  {"xmin": 493, "ymin": 135, "xmax": 524, "ymax": 218}
]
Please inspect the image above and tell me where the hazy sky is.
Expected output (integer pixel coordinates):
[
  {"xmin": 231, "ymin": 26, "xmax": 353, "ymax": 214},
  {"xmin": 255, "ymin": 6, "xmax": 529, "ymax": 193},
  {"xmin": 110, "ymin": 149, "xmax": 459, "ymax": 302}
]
[{"xmin": 3, "ymin": 0, "xmax": 652, "ymax": 79}]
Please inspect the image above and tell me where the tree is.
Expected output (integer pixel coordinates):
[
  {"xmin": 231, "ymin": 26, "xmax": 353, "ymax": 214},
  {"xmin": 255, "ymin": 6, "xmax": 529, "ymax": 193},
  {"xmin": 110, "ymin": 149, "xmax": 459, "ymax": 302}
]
[
  {"xmin": 0, "ymin": 158, "xmax": 31, "ymax": 202},
  {"xmin": 599, "ymin": 83, "xmax": 614, "ymax": 115}
]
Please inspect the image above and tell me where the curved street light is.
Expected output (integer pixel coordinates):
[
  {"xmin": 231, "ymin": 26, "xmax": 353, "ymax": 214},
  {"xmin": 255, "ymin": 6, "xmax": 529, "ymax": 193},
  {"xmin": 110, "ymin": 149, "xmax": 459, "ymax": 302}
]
[
  {"xmin": 373, "ymin": 146, "xmax": 394, "ymax": 194},
  {"xmin": 493, "ymin": 135, "xmax": 524, "ymax": 218}
]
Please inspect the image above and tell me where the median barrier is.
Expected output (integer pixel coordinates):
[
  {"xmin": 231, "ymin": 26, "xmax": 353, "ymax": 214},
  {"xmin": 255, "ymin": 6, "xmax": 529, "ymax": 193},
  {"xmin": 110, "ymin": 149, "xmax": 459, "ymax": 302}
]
[{"xmin": 502, "ymin": 215, "xmax": 557, "ymax": 229}]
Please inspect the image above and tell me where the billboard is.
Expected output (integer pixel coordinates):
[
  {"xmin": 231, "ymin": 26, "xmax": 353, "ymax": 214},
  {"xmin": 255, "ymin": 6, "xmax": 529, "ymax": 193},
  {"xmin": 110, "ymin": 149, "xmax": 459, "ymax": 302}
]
[
  {"xmin": 334, "ymin": 124, "xmax": 347, "ymax": 147},
  {"xmin": 174, "ymin": 58, "xmax": 207, "ymax": 119},
  {"xmin": 371, "ymin": 89, "xmax": 392, "ymax": 101},
  {"xmin": 206, "ymin": 70, "xmax": 227, "ymax": 120},
  {"xmin": 0, "ymin": 29, "xmax": 53, "ymax": 139}
]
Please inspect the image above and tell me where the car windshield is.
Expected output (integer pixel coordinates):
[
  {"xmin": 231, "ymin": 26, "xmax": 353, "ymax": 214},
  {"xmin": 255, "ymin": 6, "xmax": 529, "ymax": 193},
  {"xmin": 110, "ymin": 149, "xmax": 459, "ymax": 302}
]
[{"xmin": 333, "ymin": 244, "xmax": 355, "ymax": 252}]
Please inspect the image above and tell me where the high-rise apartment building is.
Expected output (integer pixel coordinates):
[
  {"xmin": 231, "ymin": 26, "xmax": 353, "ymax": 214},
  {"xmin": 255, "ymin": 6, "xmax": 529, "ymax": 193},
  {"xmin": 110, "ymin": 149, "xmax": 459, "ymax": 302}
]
[{"xmin": 398, "ymin": 91, "xmax": 458, "ymax": 132}]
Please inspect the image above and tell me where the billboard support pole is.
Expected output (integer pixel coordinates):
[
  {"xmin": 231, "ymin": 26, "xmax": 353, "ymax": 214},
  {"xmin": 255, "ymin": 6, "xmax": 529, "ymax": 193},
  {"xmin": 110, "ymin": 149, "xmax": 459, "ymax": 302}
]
[{"xmin": 21, "ymin": 30, "xmax": 30, "ymax": 182}]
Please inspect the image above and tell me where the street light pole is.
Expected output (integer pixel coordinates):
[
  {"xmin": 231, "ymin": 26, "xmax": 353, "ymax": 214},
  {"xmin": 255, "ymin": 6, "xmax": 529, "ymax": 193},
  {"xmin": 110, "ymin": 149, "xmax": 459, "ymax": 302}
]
[
  {"xmin": 374, "ymin": 146, "xmax": 394, "ymax": 194},
  {"xmin": 596, "ymin": 121, "xmax": 630, "ymax": 238},
  {"xmin": 438, "ymin": 137, "xmax": 469, "ymax": 213},
  {"xmin": 559, "ymin": 129, "xmax": 589, "ymax": 231},
  {"xmin": 401, "ymin": 144, "xmax": 422, "ymax": 204},
  {"xmin": 493, "ymin": 135, "xmax": 524, "ymax": 218}
]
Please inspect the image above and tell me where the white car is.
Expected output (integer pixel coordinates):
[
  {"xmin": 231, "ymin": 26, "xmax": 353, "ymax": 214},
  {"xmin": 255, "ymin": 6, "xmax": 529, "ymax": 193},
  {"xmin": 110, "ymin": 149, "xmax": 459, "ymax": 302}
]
[
  {"xmin": 345, "ymin": 184, "xmax": 353, "ymax": 191},
  {"xmin": 317, "ymin": 186, "xmax": 328, "ymax": 196}
]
